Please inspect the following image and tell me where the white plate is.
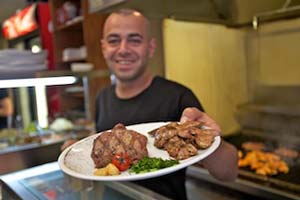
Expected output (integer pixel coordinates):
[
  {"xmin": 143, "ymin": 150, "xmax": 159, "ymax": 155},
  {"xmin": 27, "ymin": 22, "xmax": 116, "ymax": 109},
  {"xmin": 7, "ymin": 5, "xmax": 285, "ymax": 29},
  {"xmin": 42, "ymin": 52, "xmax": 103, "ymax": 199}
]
[{"xmin": 58, "ymin": 122, "xmax": 221, "ymax": 181}]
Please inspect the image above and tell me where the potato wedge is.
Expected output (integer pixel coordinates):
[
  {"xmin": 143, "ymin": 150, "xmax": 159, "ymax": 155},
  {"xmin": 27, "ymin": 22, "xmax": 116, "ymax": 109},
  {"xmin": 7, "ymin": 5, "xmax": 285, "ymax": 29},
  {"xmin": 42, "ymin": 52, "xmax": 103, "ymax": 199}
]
[
  {"xmin": 106, "ymin": 163, "xmax": 120, "ymax": 175},
  {"xmin": 94, "ymin": 163, "xmax": 120, "ymax": 176},
  {"xmin": 94, "ymin": 167, "xmax": 107, "ymax": 176}
]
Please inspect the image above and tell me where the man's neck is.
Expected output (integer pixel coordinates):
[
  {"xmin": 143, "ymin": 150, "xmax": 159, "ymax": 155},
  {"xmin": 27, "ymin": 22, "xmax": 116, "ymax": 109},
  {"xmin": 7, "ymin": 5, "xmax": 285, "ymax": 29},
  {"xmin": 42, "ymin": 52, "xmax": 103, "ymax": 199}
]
[{"xmin": 115, "ymin": 72, "xmax": 153, "ymax": 99}]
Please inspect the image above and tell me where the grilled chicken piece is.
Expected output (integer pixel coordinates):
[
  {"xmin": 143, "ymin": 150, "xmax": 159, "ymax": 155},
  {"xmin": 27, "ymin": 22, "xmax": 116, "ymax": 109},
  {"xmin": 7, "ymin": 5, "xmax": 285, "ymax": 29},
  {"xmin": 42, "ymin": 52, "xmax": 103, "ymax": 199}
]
[
  {"xmin": 194, "ymin": 129, "xmax": 215, "ymax": 149},
  {"xmin": 154, "ymin": 126, "xmax": 177, "ymax": 148},
  {"xmin": 149, "ymin": 121, "xmax": 215, "ymax": 160}
]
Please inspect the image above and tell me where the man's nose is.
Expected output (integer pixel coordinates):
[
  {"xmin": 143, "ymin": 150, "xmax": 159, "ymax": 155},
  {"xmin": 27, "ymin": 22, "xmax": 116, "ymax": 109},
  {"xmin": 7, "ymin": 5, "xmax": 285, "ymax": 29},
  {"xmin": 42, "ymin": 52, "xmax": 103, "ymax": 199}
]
[{"xmin": 118, "ymin": 40, "xmax": 130, "ymax": 54}]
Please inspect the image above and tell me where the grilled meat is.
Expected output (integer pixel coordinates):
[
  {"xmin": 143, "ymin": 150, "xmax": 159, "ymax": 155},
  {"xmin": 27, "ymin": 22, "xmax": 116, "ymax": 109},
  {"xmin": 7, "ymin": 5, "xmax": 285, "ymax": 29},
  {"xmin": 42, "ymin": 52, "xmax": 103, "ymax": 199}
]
[
  {"xmin": 238, "ymin": 150, "xmax": 289, "ymax": 176},
  {"xmin": 242, "ymin": 142, "xmax": 265, "ymax": 151},
  {"xmin": 91, "ymin": 123, "xmax": 148, "ymax": 168},
  {"xmin": 274, "ymin": 147, "xmax": 298, "ymax": 159},
  {"xmin": 195, "ymin": 129, "xmax": 216, "ymax": 149},
  {"xmin": 149, "ymin": 121, "xmax": 215, "ymax": 160}
]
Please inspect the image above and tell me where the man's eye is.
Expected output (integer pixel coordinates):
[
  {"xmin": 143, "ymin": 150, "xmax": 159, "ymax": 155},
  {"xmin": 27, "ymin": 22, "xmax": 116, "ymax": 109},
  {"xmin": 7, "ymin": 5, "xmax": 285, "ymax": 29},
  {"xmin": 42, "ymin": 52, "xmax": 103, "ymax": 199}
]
[
  {"xmin": 128, "ymin": 38, "xmax": 142, "ymax": 45},
  {"xmin": 107, "ymin": 39, "xmax": 120, "ymax": 45}
]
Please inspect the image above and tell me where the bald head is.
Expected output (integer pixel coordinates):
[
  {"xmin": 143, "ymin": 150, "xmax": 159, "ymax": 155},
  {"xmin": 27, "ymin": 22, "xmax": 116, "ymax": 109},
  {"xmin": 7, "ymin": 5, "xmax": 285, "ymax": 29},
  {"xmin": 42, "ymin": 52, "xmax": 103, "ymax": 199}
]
[
  {"xmin": 103, "ymin": 9, "xmax": 151, "ymax": 40},
  {"xmin": 100, "ymin": 8, "xmax": 156, "ymax": 84}
]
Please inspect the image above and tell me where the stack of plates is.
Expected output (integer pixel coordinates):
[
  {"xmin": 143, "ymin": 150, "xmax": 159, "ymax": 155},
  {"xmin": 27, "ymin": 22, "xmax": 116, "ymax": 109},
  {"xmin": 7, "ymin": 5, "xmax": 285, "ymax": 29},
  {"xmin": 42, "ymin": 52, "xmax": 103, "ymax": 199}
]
[{"xmin": 0, "ymin": 49, "xmax": 47, "ymax": 73}]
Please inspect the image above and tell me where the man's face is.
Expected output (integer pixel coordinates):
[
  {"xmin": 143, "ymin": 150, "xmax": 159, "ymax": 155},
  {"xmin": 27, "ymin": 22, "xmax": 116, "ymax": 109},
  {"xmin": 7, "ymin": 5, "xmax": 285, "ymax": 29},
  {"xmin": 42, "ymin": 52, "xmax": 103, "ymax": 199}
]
[{"xmin": 101, "ymin": 13, "xmax": 155, "ymax": 82}]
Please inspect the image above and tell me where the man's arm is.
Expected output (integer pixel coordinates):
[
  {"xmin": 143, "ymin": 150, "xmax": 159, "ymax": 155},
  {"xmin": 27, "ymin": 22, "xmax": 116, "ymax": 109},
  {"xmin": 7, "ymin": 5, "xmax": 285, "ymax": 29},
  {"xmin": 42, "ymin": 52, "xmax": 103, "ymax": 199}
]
[
  {"xmin": 181, "ymin": 107, "xmax": 238, "ymax": 181},
  {"xmin": 200, "ymin": 139, "xmax": 238, "ymax": 181}
]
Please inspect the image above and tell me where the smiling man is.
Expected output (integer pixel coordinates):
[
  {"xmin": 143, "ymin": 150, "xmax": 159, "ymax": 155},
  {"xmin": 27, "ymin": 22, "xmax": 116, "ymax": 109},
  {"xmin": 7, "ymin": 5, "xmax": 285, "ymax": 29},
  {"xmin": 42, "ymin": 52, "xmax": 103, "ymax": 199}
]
[
  {"xmin": 95, "ymin": 9, "xmax": 238, "ymax": 200},
  {"xmin": 101, "ymin": 9, "xmax": 155, "ymax": 98}
]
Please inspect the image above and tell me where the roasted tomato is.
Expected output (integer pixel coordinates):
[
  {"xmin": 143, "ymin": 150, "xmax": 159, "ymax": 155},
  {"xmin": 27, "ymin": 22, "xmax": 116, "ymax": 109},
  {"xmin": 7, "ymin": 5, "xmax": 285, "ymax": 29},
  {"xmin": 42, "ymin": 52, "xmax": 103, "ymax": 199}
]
[{"xmin": 112, "ymin": 153, "xmax": 132, "ymax": 171}]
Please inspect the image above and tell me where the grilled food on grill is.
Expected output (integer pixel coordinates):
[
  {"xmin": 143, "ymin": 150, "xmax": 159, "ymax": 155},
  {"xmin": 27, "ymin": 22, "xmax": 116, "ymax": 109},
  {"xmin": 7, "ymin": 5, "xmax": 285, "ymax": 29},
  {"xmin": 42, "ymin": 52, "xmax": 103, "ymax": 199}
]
[
  {"xmin": 241, "ymin": 142, "xmax": 265, "ymax": 151},
  {"xmin": 91, "ymin": 123, "xmax": 148, "ymax": 168},
  {"xmin": 148, "ymin": 121, "xmax": 215, "ymax": 160},
  {"xmin": 238, "ymin": 150, "xmax": 289, "ymax": 176},
  {"xmin": 274, "ymin": 147, "xmax": 298, "ymax": 159}
]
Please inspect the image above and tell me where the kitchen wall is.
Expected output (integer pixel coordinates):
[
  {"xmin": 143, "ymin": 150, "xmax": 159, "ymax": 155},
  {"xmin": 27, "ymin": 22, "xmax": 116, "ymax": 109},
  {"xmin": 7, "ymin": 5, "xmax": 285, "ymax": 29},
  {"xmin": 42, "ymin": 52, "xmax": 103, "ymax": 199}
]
[
  {"xmin": 246, "ymin": 18, "xmax": 300, "ymax": 104},
  {"xmin": 163, "ymin": 16, "xmax": 300, "ymax": 135},
  {"xmin": 163, "ymin": 19, "xmax": 249, "ymax": 135},
  {"xmin": 148, "ymin": 18, "xmax": 165, "ymax": 76}
]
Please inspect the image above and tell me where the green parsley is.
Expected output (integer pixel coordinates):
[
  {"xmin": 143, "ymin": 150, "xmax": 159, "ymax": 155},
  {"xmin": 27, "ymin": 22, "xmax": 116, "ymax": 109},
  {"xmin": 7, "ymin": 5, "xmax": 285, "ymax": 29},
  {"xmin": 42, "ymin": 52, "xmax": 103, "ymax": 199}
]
[{"xmin": 129, "ymin": 157, "xmax": 179, "ymax": 174}]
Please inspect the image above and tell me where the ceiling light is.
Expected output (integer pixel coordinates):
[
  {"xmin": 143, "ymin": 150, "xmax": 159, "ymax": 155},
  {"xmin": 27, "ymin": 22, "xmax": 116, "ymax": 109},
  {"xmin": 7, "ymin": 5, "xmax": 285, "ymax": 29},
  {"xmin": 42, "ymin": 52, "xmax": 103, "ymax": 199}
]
[{"xmin": 0, "ymin": 76, "xmax": 77, "ymax": 88}]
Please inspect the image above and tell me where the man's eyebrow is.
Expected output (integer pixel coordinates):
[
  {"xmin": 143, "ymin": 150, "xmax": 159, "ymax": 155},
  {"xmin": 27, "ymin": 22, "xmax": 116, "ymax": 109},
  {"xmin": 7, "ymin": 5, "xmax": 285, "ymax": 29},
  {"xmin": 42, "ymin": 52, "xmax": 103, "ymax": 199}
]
[
  {"xmin": 128, "ymin": 33, "xmax": 143, "ymax": 39},
  {"xmin": 106, "ymin": 34, "xmax": 120, "ymax": 39},
  {"xmin": 105, "ymin": 33, "xmax": 144, "ymax": 40}
]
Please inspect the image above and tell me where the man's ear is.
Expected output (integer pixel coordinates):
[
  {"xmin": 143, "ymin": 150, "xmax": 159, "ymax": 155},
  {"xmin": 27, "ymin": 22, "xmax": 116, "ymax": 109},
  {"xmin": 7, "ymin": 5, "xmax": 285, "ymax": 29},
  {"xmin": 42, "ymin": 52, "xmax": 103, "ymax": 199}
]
[
  {"xmin": 100, "ymin": 39, "xmax": 106, "ymax": 54},
  {"xmin": 148, "ymin": 38, "xmax": 156, "ymax": 58}
]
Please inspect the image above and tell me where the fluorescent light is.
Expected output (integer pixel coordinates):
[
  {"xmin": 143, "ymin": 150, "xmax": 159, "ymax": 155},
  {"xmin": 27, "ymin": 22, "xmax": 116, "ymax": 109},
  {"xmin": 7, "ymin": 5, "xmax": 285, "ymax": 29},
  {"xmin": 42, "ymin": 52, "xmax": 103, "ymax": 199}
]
[
  {"xmin": 0, "ymin": 76, "xmax": 77, "ymax": 88},
  {"xmin": 35, "ymin": 85, "xmax": 48, "ymax": 128}
]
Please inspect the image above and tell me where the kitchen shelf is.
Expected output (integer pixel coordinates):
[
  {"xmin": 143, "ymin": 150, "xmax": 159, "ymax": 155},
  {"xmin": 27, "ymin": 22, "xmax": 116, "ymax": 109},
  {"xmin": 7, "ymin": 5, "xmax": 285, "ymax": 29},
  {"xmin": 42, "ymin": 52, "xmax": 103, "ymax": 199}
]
[
  {"xmin": 62, "ymin": 58, "xmax": 86, "ymax": 63},
  {"xmin": 56, "ymin": 16, "xmax": 84, "ymax": 31},
  {"xmin": 48, "ymin": 0, "xmax": 110, "ymax": 120}
]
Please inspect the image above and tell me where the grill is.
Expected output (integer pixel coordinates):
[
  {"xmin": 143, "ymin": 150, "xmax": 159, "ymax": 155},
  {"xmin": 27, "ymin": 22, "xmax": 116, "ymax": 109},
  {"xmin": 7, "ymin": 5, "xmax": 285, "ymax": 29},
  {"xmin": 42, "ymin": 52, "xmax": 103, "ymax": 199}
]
[
  {"xmin": 225, "ymin": 131, "xmax": 300, "ymax": 197},
  {"xmin": 222, "ymin": 102, "xmax": 300, "ymax": 199}
]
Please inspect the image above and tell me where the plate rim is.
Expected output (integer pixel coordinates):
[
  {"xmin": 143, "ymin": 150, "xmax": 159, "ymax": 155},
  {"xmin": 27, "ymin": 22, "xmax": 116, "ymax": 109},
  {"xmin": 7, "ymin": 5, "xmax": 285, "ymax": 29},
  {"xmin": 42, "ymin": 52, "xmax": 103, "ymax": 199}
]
[{"xmin": 58, "ymin": 121, "xmax": 221, "ymax": 181}]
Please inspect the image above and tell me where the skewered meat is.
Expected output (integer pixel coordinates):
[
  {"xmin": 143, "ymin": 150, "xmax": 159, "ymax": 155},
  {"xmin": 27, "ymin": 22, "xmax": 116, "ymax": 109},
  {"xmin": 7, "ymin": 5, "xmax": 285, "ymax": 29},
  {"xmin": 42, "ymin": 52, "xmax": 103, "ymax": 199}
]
[
  {"xmin": 149, "ymin": 121, "xmax": 215, "ymax": 160},
  {"xmin": 91, "ymin": 123, "xmax": 148, "ymax": 168}
]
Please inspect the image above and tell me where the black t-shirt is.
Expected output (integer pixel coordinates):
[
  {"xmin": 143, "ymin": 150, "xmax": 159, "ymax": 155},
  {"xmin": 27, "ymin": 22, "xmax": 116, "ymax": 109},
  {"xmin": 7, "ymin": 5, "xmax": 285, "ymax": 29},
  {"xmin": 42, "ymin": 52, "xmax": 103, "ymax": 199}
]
[
  {"xmin": 0, "ymin": 89, "xmax": 9, "ymax": 129},
  {"xmin": 95, "ymin": 76, "xmax": 204, "ymax": 200}
]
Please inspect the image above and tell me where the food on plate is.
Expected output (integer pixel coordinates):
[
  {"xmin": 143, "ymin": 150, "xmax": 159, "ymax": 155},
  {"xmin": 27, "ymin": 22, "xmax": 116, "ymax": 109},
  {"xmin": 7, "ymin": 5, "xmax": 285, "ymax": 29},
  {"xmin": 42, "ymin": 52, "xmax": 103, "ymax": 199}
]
[
  {"xmin": 241, "ymin": 141, "xmax": 265, "ymax": 151},
  {"xmin": 129, "ymin": 157, "xmax": 179, "ymax": 174},
  {"xmin": 112, "ymin": 153, "xmax": 132, "ymax": 171},
  {"xmin": 274, "ymin": 147, "xmax": 298, "ymax": 159},
  {"xmin": 238, "ymin": 150, "xmax": 289, "ymax": 176},
  {"xmin": 94, "ymin": 163, "xmax": 120, "ymax": 176},
  {"xmin": 91, "ymin": 123, "xmax": 148, "ymax": 168},
  {"xmin": 148, "ymin": 121, "xmax": 215, "ymax": 160}
]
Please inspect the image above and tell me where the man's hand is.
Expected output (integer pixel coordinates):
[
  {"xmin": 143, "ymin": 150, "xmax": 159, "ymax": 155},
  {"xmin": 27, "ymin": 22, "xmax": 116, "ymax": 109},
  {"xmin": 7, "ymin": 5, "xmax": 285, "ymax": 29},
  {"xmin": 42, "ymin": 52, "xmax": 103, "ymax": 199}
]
[
  {"xmin": 180, "ymin": 107, "xmax": 221, "ymax": 136},
  {"xmin": 180, "ymin": 107, "xmax": 238, "ymax": 181}
]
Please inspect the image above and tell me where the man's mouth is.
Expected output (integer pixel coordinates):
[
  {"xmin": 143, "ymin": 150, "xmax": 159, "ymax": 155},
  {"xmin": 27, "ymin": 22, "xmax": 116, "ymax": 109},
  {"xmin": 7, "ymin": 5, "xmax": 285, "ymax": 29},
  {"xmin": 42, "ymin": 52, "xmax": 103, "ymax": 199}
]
[{"xmin": 116, "ymin": 60, "xmax": 133, "ymax": 65}]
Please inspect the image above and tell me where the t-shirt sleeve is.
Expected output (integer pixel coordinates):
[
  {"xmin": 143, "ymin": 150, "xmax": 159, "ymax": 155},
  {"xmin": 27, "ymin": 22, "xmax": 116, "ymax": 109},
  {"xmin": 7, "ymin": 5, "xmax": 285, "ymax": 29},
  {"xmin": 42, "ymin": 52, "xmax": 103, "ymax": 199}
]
[{"xmin": 179, "ymin": 89, "xmax": 204, "ymax": 114}]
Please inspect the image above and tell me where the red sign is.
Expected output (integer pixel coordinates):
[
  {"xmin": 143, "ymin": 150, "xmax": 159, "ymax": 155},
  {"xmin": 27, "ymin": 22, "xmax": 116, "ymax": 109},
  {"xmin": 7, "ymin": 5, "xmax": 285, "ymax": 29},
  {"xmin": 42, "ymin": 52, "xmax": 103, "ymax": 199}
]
[{"xmin": 2, "ymin": 4, "xmax": 38, "ymax": 40}]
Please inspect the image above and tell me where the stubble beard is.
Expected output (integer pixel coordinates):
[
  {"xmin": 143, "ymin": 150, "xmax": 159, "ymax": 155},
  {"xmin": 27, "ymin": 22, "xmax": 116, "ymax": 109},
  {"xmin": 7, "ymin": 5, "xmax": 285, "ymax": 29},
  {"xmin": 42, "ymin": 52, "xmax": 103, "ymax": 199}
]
[{"xmin": 111, "ymin": 61, "xmax": 148, "ymax": 83}]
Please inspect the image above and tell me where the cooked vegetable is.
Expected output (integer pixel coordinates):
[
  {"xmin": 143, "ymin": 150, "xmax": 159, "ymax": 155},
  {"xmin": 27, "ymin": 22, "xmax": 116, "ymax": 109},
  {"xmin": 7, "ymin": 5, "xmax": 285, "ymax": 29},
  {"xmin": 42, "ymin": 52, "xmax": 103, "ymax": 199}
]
[
  {"xmin": 129, "ymin": 157, "xmax": 179, "ymax": 174},
  {"xmin": 106, "ymin": 163, "xmax": 121, "ymax": 175},
  {"xmin": 94, "ymin": 167, "xmax": 108, "ymax": 176},
  {"xmin": 112, "ymin": 153, "xmax": 132, "ymax": 171},
  {"xmin": 94, "ymin": 163, "xmax": 120, "ymax": 176}
]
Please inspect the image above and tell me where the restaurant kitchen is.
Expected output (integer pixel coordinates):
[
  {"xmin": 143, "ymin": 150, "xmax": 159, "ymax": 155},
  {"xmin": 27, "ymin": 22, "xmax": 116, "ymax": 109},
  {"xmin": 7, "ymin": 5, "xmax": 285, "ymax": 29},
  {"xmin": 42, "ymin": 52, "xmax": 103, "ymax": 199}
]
[{"xmin": 0, "ymin": 0, "xmax": 300, "ymax": 199}]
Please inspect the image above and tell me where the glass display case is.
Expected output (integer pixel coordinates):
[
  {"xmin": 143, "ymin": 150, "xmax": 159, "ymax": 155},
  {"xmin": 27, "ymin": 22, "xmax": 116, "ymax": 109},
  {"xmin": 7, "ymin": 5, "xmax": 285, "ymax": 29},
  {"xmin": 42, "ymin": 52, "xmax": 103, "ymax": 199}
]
[
  {"xmin": 0, "ymin": 71, "xmax": 109, "ymax": 175},
  {"xmin": 0, "ymin": 162, "xmax": 170, "ymax": 200}
]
